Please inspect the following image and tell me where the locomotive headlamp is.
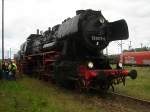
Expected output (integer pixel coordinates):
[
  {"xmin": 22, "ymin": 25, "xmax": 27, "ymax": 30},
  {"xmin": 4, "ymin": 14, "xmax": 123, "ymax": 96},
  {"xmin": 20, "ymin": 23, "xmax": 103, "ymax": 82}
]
[
  {"xmin": 99, "ymin": 17, "xmax": 105, "ymax": 24},
  {"xmin": 119, "ymin": 62, "xmax": 123, "ymax": 68},
  {"xmin": 88, "ymin": 62, "xmax": 94, "ymax": 68}
]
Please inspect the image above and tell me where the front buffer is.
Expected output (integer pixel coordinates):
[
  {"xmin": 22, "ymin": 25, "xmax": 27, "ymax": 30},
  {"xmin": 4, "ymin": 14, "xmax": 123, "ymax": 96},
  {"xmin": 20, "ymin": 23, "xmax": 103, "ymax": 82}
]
[{"xmin": 78, "ymin": 66, "xmax": 137, "ymax": 92}]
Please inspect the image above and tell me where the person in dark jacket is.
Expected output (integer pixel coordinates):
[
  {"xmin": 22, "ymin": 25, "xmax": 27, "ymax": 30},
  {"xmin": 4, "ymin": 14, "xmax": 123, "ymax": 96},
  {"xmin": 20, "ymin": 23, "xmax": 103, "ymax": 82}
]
[
  {"xmin": 2, "ymin": 61, "xmax": 9, "ymax": 79},
  {"xmin": 0, "ymin": 63, "xmax": 2, "ymax": 79}
]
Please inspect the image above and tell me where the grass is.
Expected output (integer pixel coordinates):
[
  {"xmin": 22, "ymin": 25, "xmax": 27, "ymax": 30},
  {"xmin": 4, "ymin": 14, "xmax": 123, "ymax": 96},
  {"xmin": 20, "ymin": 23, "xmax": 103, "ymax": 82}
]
[
  {"xmin": 114, "ymin": 66, "xmax": 150, "ymax": 101},
  {"xmin": 0, "ymin": 77, "xmax": 104, "ymax": 112},
  {"xmin": 0, "ymin": 69, "xmax": 150, "ymax": 112}
]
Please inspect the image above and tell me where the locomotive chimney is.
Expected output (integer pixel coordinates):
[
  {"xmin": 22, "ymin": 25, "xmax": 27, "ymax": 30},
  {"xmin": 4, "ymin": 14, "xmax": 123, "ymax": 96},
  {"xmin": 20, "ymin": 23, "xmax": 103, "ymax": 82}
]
[
  {"xmin": 40, "ymin": 30, "xmax": 43, "ymax": 35},
  {"xmin": 48, "ymin": 27, "xmax": 51, "ymax": 31},
  {"xmin": 37, "ymin": 29, "xmax": 39, "ymax": 35}
]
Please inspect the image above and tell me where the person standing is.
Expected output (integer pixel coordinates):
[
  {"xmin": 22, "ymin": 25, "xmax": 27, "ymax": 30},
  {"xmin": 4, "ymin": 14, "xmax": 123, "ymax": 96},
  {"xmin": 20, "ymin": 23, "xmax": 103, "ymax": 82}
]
[
  {"xmin": 2, "ymin": 61, "xmax": 9, "ymax": 79},
  {"xmin": 0, "ymin": 63, "xmax": 2, "ymax": 79},
  {"xmin": 8, "ymin": 61, "xmax": 17, "ymax": 80}
]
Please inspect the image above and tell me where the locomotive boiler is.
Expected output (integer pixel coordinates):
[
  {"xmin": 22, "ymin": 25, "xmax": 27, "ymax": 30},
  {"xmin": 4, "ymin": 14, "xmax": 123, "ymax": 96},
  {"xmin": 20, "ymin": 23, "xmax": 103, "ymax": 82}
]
[{"xmin": 16, "ymin": 9, "xmax": 137, "ymax": 92}]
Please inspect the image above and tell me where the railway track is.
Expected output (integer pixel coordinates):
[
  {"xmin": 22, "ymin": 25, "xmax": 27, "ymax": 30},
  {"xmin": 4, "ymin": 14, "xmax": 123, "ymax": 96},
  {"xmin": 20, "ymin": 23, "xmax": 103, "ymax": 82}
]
[
  {"xmin": 110, "ymin": 92, "xmax": 150, "ymax": 107},
  {"xmin": 90, "ymin": 91, "xmax": 150, "ymax": 112}
]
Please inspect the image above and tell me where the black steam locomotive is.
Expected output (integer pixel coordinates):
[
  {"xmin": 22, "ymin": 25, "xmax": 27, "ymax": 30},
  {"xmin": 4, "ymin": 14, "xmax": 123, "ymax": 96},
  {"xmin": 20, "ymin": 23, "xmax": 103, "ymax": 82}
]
[{"xmin": 15, "ymin": 9, "xmax": 137, "ymax": 92}]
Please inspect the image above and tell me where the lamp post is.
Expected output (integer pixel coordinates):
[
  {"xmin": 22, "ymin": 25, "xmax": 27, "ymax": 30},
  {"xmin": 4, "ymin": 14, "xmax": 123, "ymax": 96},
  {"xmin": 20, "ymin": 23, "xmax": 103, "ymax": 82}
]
[
  {"xmin": 2, "ymin": 0, "xmax": 4, "ymax": 62},
  {"xmin": 121, "ymin": 40, "xmax": 123, "ymax": 67},
  {"xmin": 116, "ymin": 40, "xmax": 124, "ymax": 68}
]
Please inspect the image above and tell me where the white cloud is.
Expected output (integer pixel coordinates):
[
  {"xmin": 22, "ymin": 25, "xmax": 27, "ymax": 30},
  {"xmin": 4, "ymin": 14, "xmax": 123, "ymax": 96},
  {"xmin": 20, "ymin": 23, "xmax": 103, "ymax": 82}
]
[{"xmin": 0, "ymin": 0, "xmax": 150, "ymax": 58}]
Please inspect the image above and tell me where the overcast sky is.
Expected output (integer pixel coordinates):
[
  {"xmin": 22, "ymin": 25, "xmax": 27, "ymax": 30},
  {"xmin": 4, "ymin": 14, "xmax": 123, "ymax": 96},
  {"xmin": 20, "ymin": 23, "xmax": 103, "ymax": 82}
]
[{"xmin": 0, "ymin": 0, "xmax": 150, "ymax": 58}]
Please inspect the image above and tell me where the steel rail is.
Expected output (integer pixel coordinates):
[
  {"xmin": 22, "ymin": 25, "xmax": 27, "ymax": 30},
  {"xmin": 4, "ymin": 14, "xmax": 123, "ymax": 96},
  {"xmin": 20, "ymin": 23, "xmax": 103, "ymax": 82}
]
[{"xmin": 110, "ymin": 92, "xmax": 150, "ymax": 106}]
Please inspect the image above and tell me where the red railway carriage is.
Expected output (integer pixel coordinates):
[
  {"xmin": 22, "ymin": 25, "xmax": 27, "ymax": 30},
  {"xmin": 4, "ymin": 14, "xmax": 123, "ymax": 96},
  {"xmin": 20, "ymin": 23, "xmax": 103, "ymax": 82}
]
[{"xmin": 121, "ymin": 51, "xmax": 150, "ymax": 66}]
